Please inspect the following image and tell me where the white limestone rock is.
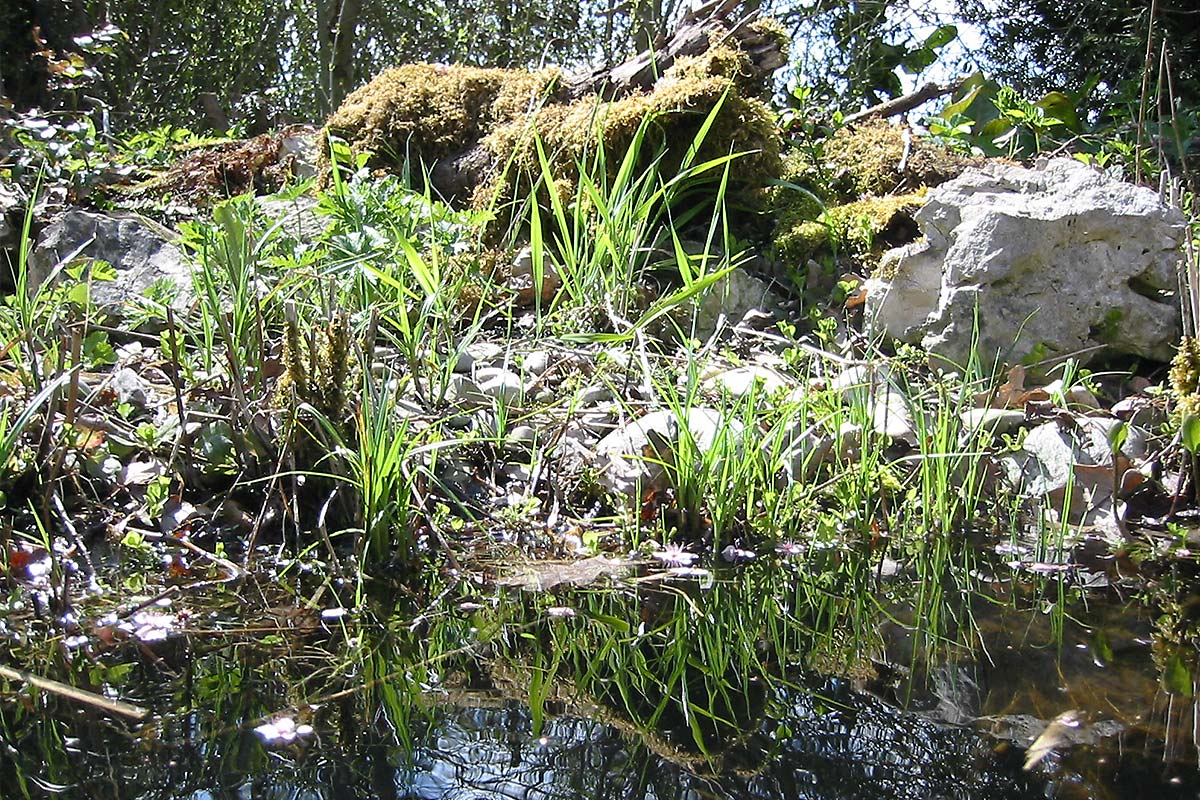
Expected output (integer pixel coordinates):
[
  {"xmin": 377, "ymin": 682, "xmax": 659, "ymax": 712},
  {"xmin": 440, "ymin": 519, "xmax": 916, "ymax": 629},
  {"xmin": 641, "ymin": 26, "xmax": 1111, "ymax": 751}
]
[{"xmin": 865, "ymin": 158, "xmax": 1185, "ymax": 368}]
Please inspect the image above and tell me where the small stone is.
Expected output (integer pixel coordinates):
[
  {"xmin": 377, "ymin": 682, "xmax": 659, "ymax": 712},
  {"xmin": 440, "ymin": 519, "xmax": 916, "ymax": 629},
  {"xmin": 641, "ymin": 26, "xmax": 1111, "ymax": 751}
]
[
  {"xmin": 522, "ymin": 350, "xmax": 551, "ymax": 376},
  {"xmin": 834, "ymin": 422, "xmax": 862, "ymax": 462},
  {"xmin": 575, "ymin": 384, "xmax": 612, "ymax": 406},
  {"xmin": 870, "ymin": 387, "xmax": 916, "ymax": 444},
  {"xmin": 465, "ymin": 341, "xmax": 505, "ymax": 367},
  {"xmin": 1111, "ymin": 395, "xmax": 1167, "ymax": 428},
  {"xmin": 506, "ymin": 425, "xmax": 538, "ymax": 449},
  {"xmin": 109, "ymin": 367, "xmax": 152, "ymax": 409},
  {"xmin": 475, "ymin": 368, "xmax": 525, "ymax": 404},
  {"xmin": 960, "ymin": 408, "xmax": 1027, "ymax": 436},
  {"xmin": 452, "ymin": 350, "xmax": 476, "ymax": 374},
  {"xmin": 446, "ymin": 375, "xmax": 487, "ymax": 406},
  {"xmin": 701, "ymin": 365, "xmax": 790, "ymax": 398},
  {"xmin": 594, "ymin": 408, "xmax": 744, "ymax": 499}
]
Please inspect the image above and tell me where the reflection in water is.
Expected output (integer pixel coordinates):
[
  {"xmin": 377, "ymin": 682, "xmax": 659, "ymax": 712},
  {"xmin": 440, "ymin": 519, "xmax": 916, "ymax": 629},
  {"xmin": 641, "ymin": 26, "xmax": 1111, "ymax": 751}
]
[
  {"xmin": 2, "ymin": 552, "xmax": 1200, "ymax": 799},
  {"xmin": 400, "ymin": 694, "xmax": 1036, "ymax": 800}
]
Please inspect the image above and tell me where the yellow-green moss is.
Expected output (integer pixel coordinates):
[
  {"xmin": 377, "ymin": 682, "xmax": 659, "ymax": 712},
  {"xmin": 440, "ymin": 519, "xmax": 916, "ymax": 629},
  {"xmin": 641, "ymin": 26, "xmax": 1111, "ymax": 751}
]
[
  {"xmin": 475, "ymin": 42, "xmax": 781, "ymax": 230},
  {"xmin": 321, "ymin": 42, "xmax": 782, "ymax": 233},
  {"xmin": 773, "ymin": 190, "xmax": 926, "ymax": 270},
  {"xmin": 774, "ymin": 219, "xmax": 831, "ymax": 267},
  {"xmin": 1170, "ymin": 336, "xmax": 1200, "ymax": 418},
  {"xmin": 321, "ymin": 64, "xmax": 564, "ymax": 180},
  {"xmin": 822, "ymin": 121, "xmax": 977, "ymax": 202}
]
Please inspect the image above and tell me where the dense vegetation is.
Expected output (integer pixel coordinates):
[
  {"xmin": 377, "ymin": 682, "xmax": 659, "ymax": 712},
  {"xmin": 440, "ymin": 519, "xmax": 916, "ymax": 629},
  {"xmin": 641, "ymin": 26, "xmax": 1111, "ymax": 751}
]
[{"xmin": 2, "ymin": 1, "xmax": 1200, "ymax": 797}]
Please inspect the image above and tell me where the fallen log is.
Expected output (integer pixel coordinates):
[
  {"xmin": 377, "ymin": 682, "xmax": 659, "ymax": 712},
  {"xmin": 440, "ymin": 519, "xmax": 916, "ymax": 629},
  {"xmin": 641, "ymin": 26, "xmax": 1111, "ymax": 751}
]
[
  {"xmin": 326, "ymin": 0, "xmax": 788, "ymax": 206},
  {"xmin": 566, "ymin": 0, "xmax": 787, "ymax": 100}
]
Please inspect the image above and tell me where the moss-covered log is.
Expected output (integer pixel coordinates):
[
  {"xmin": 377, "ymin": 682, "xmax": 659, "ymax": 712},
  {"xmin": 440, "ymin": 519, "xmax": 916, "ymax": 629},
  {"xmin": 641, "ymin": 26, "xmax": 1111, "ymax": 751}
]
[{"xmin": 321, "ymin": 1, "xmax": 787, "ymax": 210}]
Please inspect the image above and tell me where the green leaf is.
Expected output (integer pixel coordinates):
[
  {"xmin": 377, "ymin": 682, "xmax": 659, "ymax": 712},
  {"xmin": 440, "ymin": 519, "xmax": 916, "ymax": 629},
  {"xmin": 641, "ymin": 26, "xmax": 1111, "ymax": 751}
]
[
  {"xmin": 923, "ymin": 24, "xmax": 958, "ymax": 49},
  {"xmin": 1035, "ymin": 91, "xmax": 1082, "ymax": 132},
  {"xmin": 901, "ymin": 47, "xmax": 937, "ymax": 74},
  {"xmin": 1107, "ymin": 420, "xmax": 1128, "ymax": 455},
  {"xmin": 940, "ymin": 82, "xmax": 985, "ymax": 120},
  {"xmin": 1183, "ymin": 415, "xmax": 1200, "ymax": 454},
  {"xmin": 89, "ymin": 259, "xmax": 117, "ymax": 282},
  {"xmin": 121, "ymin": 529, "xmax": 148, "ymax": 550},
  {"xmin": 1163, "ymin": 649, "xmax": 1194, "ymax": 696},
  {"xmin": 396, "ymin": 236, "xmax": 440, "ymax": 300}
]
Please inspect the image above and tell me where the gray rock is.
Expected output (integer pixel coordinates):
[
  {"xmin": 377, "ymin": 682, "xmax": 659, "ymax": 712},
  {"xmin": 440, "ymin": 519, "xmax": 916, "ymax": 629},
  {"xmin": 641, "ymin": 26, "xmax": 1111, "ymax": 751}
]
[
  {"xmin": 865, "ymin": 158, "xmax": 1185, "ymax": 368},
  {"xmin": 830, "ymin": 363, "xmax": 917, "ymax": 443},
  {"xmin": 594, "ymin": 408, "xmax": 745, "ymax": 499},
  {"xmin": 522, "ymin": 350, "xmax": 551, "ymax": 377},
  {"xmin": 960, "ymin": 408, "xmax": 1027, "ymax": 437},
  {"xmin": 445, "ymin": 374, "xmax": 487, "ymax": 406},
  {"xmin": 279, "ymin": 128, "xmax": 318, "ymax": 180},
  {"xmin": 701, "ymin": 365, "xmax": 791, "ymax": 398},
  {"xmin": 1111, "ymin": 394, "xmax": 1167, "ymax": 429},
  {"xmin": 474, "ymin": 367, "xmax": 525, "ymax": 404},
  {"xmin": 0, "ymin": 181, "xmax": 23, "ymax": 248},
  {"xmin": 108, "ymin": 367, "xmax": 153, "ymax": 409},
  {"xmin": 463, "ymin": 341, "xmax": 505, "ymax": 370},
  {"xmin": 685, "ymin": 269, "xmax": 782, "ymax": 343},
  {"xmin": 506, "ymin": 425, "xmax": 538, "ymax": 450},
  {"xmin": 29, "ymin": 209, "xmax": 194, "ymax": 319},
  {"xmin": 995, "ymin": 415, "xmax": 1149, "ymax": 531},
  {"xmin": 574, "ymin": 384, "xmax": 613, "ymax": 406},
  {"xmin": 764, "ymin": 418, "xmax": 832, "ymax": 481},
  {"xmin": 255, "ymin": 195, "xmax": 325, "ymax": 242}
]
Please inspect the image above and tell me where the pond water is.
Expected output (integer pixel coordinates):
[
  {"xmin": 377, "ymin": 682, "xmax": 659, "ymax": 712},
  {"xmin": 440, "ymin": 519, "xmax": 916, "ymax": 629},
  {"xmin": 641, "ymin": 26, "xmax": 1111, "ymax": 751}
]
[{"xmin": 2, "ymin": 543, "xmax": 1198, "ymax": 799}]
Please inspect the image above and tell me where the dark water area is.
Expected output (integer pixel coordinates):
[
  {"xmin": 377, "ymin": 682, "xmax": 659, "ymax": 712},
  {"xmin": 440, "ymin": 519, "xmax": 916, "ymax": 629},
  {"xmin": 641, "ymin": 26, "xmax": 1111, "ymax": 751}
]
[{"xmin": 2, "ymin": 549, "xmax": 1199, "ymax": 800}]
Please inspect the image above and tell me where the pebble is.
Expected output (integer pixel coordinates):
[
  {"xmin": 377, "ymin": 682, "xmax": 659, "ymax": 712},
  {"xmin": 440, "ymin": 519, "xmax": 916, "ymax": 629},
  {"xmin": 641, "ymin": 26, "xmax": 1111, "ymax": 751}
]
[
  {"xmin": 522, "ymin": 350, "xmax": 551, "ymax": 376},
  {"xmin": 575, "ymin": 384, "xmax": 612, "ymax": 406},
  {"xmin": 475, "ymin": 368, "xmax": 525, "ymax": 404}
]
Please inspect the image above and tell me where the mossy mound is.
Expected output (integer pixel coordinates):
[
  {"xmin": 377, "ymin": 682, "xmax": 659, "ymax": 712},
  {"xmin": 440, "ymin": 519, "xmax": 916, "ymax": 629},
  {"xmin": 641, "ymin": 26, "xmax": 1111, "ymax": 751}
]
[
  {"xmin": 822, "ymin": 120, "xmax": 978, "ymax": 202},
  {"xmin": 767, "ymin": 121, "xmax": 976, "ymax": 280},
  {"xmin": 323, "ymin": 64, "xmax": 565, "ymax": 179},
  {"xmin": 320, "ymin": 41, "xmax": 782, "ymax": 230},
  {"xmin": 773, "ymin": 190, "xmax": 926, "ymax": 272},
  {"xmin": 772, "ymin": 121, "xmax": 978, "ymax": 216},
  {"xmin": 479, "ymin": 42, "xmax": 780, "ymax": 217}
]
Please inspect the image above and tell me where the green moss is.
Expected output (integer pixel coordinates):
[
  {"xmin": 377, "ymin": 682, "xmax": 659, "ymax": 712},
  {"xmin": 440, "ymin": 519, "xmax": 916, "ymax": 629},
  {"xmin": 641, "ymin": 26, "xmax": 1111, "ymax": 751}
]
[
  {"xmin": 773, "ymin": 190, "xmax": 925, "ymax": 270},
  {"xmin": 320, "ymin": 64, "xmax": 564, "ymax": 182},
  {"xmin": 477, "ymin": 42, "xmax": 781, "ymax": 221},
  {"xmin": 822, "ymin": 120, "xmax": 978, "ymax": 202},
  {"xmin": 320, "ymin": 40, "xmax": 783, "ymax": 234},
  {"xmin": 774, "ymin": 219, "xmax": 830, "ymax": 267}
]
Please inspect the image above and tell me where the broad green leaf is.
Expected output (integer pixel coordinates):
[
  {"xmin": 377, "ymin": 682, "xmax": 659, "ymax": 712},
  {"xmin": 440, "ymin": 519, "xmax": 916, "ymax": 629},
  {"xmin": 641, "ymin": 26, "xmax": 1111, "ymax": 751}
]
[
  {"xmin": 1163, "ymin": 649, "xmax": 1194, "ymax": 696},
  {"xmin": 1182, "ymin": 415, "xmax": 1200, "ymax": 453},
  {"xmin": 1036, "ymin": 91, "xmax": 1082, "ymax": 132},
  {"xmin": 924, "ymin": 24, "xmax": 958, "ymax": 49},
  {"xmin": 902, "ymin": 47, "xmax": 937, "ymax": 74},
  {"xmin": 1107, "ymin": 420, "xmax": 1128, "ymax": 454},
  {"xmin": 940, "ymin": 82, "xmax": 985, "ymax": 120}
]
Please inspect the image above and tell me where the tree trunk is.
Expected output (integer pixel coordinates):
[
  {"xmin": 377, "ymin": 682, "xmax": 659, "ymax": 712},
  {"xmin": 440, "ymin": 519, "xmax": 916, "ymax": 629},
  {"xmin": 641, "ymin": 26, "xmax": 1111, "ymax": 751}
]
[{"xmin": 329, "ymin": 0, "xmax": 362, "ymax": 111}]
